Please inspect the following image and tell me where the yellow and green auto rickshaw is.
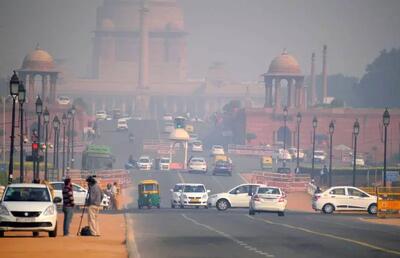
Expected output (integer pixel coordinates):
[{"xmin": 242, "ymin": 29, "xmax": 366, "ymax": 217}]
[{"xmin": 137, "ymin": 180, "xmax": 160, "ymax": 209}]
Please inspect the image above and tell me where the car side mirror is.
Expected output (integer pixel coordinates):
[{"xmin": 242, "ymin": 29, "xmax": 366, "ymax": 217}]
[
  {"xmin": 207, "ymin": 190, "xmax": 211, "ymax": 193},
  {"xmin": 53, "ymin": 197, "xmax": 62, "ymax": 203}
]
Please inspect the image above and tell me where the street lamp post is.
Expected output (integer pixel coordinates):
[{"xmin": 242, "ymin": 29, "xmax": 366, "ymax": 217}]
[
  {"xmin": 352, "ymin": 119, "xmax": 360, "ymax": 187},
  {"xmin": 311, "ymin": 116, "xmax": 318, "ymax": 179},
  {"xmin": 328, "ymin": 120, "xmax": 335, "ymax": 187},
  {"xmin": 71, "ymin": 105, "xmax": 76, "ymax": 169},
  {"xmin": 52, "ymin": 116, "xmax": 60, "ymax": 180},
  {"xmin": 8, "ymin": 71, "xmax": 20, "ymax": 184},
  {"xmin": 383, "ymin": 108, "xmax": 390, "ymax": 187},
  {"xmin": 66, "ymin": 109, "xmax": 72, "ymax": 171},
  {"xmin": 283, "ymin": 106, "xmax": 288, "ymax": 152},
  {"xmin": 18, "ymin": 81, "xmax": 26, "ymax": 183},
  {"xmin": 43, "ymin": 107, "xmax": 50, "ymax": 180},
  {"xmin": 35, "ymin": 96, "xmax": 43, "ymax": 180},
  {"xmin": 296, "ymin": 112, "xmax": 302, "ymax": 171},
  {"xmin": 61, "ymin": 113, "xmax": 67, "ymax": 178}
]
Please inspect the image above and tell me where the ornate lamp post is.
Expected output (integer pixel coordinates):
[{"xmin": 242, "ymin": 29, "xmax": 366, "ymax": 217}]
[
  {"xmin": 311, "ymin": 116, "xmax": 318, "ymax": 178},
  {"xmin": 52, "ymin": 116, "xmax": 60, "ymax": 180},
  {"xmin": 382, "ymin": 108, "xmax": 390, "ymax": 187},
  {"xmin": 8, "ymin": 71, "xmax": 20, "ymax": 184},
  {"xmin": 61, "ymin": 113, "xmax": 67, "ymax": 178},
  {"xmin": 352, "ymin": 119, "xmax": 360, "ymax": 186},
  {"xmin": 296, "ymin": 112, "xmax": 302, "ymax": 171},
  {"xmin": 35, "ymin": 96, "xmax": 43, "ymax": 179},
  {"xmin": 43, "ymin": 107, "xmax": 50, "ymax": 180},
  {"xmin": 66, "ymin": 109, "xmax": 72, "ymax": 171},
  {"xmin": 328, "ymin": 120, "xmax": 335, "ymax": 187},
  {"xmin": 283, "ymin": 106, "xmax": 288, "ymax": 152},
  {"xmin": 18, "ymin": 80, "xmax": 26, "ymax": 182},
  {"xmin": 71, "ymin": 104, "xmax": 76, "ymax": 169}
]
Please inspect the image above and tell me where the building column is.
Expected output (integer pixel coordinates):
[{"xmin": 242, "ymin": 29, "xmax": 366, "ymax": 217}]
[
  {"xmin": 41, "ymin": 74, "xmax": 48, "ymax": 103},
  {"xmin": 287, "ymin": 79, "xmax": 294, "ymax": 108},
  {"xmin": 274, "ymin": 79, "xmax": 281, "ymax": 109},
  {"xmin": 49, "ymin": 74, "xmax": 57, "ymax": 104}
]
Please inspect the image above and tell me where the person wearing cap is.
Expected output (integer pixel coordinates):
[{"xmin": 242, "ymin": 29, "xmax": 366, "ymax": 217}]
[
  {"xmin": 62, "ymin": 177, "xmax": 74, "ymax": 236},
  {"xmin": 86, "ymin": 176, "xmax": 102, "ymax": 236}
]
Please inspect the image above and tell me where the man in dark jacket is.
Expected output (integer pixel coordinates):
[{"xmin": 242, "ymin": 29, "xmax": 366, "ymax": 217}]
[
  {"xmin": 62, "ymin": 177, "xmax": 74, "ymax": 236},
  {"xmin": 86, "ymin": 176, "xmax": 102, "ymax": 236}
]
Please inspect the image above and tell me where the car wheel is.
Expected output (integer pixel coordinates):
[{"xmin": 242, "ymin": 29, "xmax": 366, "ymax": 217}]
[
  {"xmin": 33, "ymin": 232, "xmax": 39, "ymax": 237},
  {"xmin": 278, "ymin": 212, "xmax": 285, "ymax": 217},
  {"xmin": 322, "ymin": 203, "xmax": 335, "ymax": 214},
  {"xmin": 249, "ymin": 209, "xmax": 255, "ymax": 215},
  {"xmin": 204, "ymin": 205, "xmax": 208, "ymax": 209},
  {"xmin": 49, "ymin": 224, "xmax": 57, "ymax": 238},
  {"xmin": 196, "ymin": 206, "xmax": 199, "ymax": 209},
  {"xmin": 171, "ymin": 203, "xmax": 175, "ymax": 209},
  {"xmin": 180, "ymin": 205, "xmax": 184, "ymax": 209},
  {"xmin": 157, "ymin": 205, "xmax": 160, "ymax": 209},
  {"xmin": 216, "ymin": 199, "xmax": 230, "ymax": 211},
  {"xmin": 368, "ymin": 203, "xmax": 377, "ymax": 215},
  {"xmin": 0, "ymin": 231, "xmax": 4, "ymax": 237}
]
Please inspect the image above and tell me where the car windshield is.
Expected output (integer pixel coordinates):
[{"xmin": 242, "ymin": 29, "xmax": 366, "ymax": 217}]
[
  {"xmin": 257, "ymin": 187, "xmax": 281, "ymax": 195},
  {"xmin": 142, "ymin": 184, "xmax": 158, "ymax": 191},
  {"xmin": 216, "ymin": 160, "xmax": 228, "ymax": 166},
  {"xmin": 173, "ymin": 185, "xmax": 183, "ymax": 192},
  {"xmin": 213, "ymin": 146, "xmax": 223, "ymax": 149},
  {"xmin": 191, "ymin": 158, "xmax": 204, "ymax": 163},
  {"xmin": 4, "ymin": 187, "xmax": 51, "ymax": 202},
  {"xmin": 183, "ymin": 185, "xmax": 205, "ymax": 193},
  {"xmin": 193, "ymin": 142, "xmax": 201, "ymax": 146},
  {"xmin": 160, "ymin": 158, "xmax": 170, "ymax": 163},
  {"xmin": 315, "ymin": 151, "xmax": 325, "ymax": 155},
  {"xmin": 139, "ymin": 158, "xmax": 150, "ymax": 163}
]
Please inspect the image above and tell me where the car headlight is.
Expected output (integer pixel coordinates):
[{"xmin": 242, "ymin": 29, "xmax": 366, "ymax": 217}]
[
  {"xmin": 43, "ymin": 205, "xmax": 55, "ymax": 216},
  {"xmin": 202, "ymin": 194, "xmax": 207, "ymax": 199},
  {"xmin": 0, "ymin": 204, "xmax": 10, "ymax": 216}
]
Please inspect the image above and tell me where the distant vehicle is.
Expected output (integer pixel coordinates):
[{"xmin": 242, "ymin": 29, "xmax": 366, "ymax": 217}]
[
  {"xmin": 260, "ymin": 156, "xmax": 273, "ymax": 170},
  {"xmin": 163, "ymin": 122, "xmax": 174, "ymax": 134},
  {"xmin": 191, "ymin": 141, "xmax": 203, "ymax": 152},
  {"xmin": 82, "ymin": 144, "xmax": 114, "ymax": 170},
  {"xmin": 170, "ymin": 183, "xmax": 185, "ymax": 208},
  {"xmin": 312, "ymin": 186, "xmax": 377, "ymax": 214},
  {"xmin": 352, "ymin": 157, "xmax": 365, "ymax": 167},
  {"xmin": 0, "ymin": 183, "xmax": 61, "ymax": 237},
  {"xmin": 159, "ymin": 157, "xmax": 171, "ymax": 171},
  {"xmin": 56, "ymin": 96, "xmax": 71, "ymax": 105},
  {"xmin": 249, "ymin": 186, "xmax": 287, "ymax": 216},
  {"xmin": 185, "ymin": 124, "xmax": 194, "ymax": 133},
  {"xmin": 188, "ymin": 157, "xmax": 207, "ymax": 173},
  {"xmin": 213, "ymin": 160, "xmax": 232, "ymax": 176},
  {"xmin": 208, "ymin": 184, "xmax": 266, "ymax": 211},
  {"xmin": 162, "ymin": 113, "xmax": 173, "ymax": 121},
  {"xmin": 288, "ymin": 147, "xmax": 305, "ymax": 160},
  {"xmin": 211, "ymin": 145, "xmax": 225, "ymax": 156},
  {"xmin": 278, "ymin": 149, "xmax": 292, "ymax": 161},
  {"xmin": 116, "ymin": 118, "xmax": 128, "ymax": 131},
  {"xmin": 137, "ymin": 156, "xmax": 152, "ymax": 170},
  {"xmin": 276, "ymin": 167, "xmax": 291, "ymax": 174},
  {"xmin": 112, "ymin": 109, "xmax": 122, "ymax": 119},
  {"xmin": 95, "ymin": 110, "xmax": 107, "ymax": 120},
  {"xmin": 178, "ymin": 184, "xmax": 210, "ymax": 209},
  {"xmin": 313, "ymin": 150, "xmax": 327, "ymax": 163}
]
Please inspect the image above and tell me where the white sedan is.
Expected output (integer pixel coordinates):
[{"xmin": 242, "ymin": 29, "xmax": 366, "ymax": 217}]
[
  {"xmin": 188, "ymin": 157, "xmax": 207, "ymax": 173},
  {"xmin": 211, "ymin": 145, "xmax": 225, "ymax": 156},
  {"xmin": 249, "ymin": 186, "xmax": 287, "ymax": 216},
  {"xmin": 179, "ymin": 184, "xmax": 210, "ymax": 208},
  {"xmin": 137, "ymin": 156, "xmax": 153, "ymax": 170},
  {"xmin": 0, "ymin": 183, "xmax": 61, "ymax": 237},
  {"xmin": 312, "ymin": 186, "xmax": 377, "ymax": 214},
  {"xmin": 191, "ymin": 141, "xmax": 203, "ymax": 152}
]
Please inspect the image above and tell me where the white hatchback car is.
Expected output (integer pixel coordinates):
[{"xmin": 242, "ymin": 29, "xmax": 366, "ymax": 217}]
[
  {"xmin": 249, "ymin": 186, "xmax": 287, "ymax": 216},
  {"xmin": 312, "ymin": 186, "xmax": 377, "ymax": 214},
  {"xmin": 179, "ymin": 184, "xmax": 210, "ymax": 209},
  {"xmin": 117, "ymin": 118, "xmax": 128, "ymax": 131},
  {"xmin": 95, "ymin": 110, "xmax": 108, "ymax": 120},
  {"xmin": 137, "ymin": 156, "xmax": 153, "ymax": 170},
  {"xmin": 211, "ymin": 145, "xmax": 225, "ymax": 156},
  {"xmin": 191, "ymin": 141, "xmax": 203, "ymax": 152},
  {"xmin": 208, "ymin": 184, "xmax": 265, "ymax": 211},
  {"xmin": 159, "ymin": 157, "xmax": 171, "ymax": 171},
  {"xmin": 188, "ymin": 157, "xmax": 207, "ymax": 173},
  {"xmin": 0, "ymin": 183, "xmax": 61, "ymax": 237}
]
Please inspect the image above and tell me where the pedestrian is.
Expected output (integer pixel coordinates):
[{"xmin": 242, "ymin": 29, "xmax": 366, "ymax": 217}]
[
  {"xmin": 111, "ymin": 182, "xmax": 119, "ymax": 210},
  {"xmin": 320, "ymin": 165, "xmax": 328, "ymax": 185},
  {"xmin": 86, "ymin": 176, "xmax": 102, "ymax": 236},
  {"xmin": 62, "ymin": 177, "xmax": 74, "ymax": 236}
]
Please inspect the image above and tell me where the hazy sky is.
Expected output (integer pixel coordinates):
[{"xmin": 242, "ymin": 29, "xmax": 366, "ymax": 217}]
[{"xmin": 0, "ymin": 0, "xmax": 399, "ymax": 81}]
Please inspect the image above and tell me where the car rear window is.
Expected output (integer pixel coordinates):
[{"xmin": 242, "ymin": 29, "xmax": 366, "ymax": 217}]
[
  {"xmin": 139, "ymin": 158, "xmax": 150, "ymax": 163},
  {"xmin": 4, "ymin": 187, "xmax": 50, "ymax": 202},
  {"xmin": 257, "ymin": 187, "xmax": 281, "ymax": 195}
]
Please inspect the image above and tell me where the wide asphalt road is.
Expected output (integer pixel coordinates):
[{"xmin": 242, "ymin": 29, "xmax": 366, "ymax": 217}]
[{"xmin": 98, "ymin": 119, "xmax": 400, "ymax": 258}]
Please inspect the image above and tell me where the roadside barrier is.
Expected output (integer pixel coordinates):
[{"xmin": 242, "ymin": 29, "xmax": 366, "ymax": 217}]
[
  {"xmin": 170, "ymin": 163, "xmax": 183, "ymax": 170},
  {"xmin": 228, "ymin": 144, "xmax": 274, "ymax": 156},
  {"xmin": 376, "ymin": 187, "xmax": 400, "ymax": 218},
  {"xmin": 249, "ymin": 171, "xmax": 311, "ymax": 192}
]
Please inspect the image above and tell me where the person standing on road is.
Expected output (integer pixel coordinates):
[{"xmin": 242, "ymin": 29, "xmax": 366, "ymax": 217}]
[
  {"xmin": 87, "ymin": 176, "xmax": 102, "ymax": 236},
  {"xmin": 62, "ymin": 177, "xmax": 75, "ymax": 236}
]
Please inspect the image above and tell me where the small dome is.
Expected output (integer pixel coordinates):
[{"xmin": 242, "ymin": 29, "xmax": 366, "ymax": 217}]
[
  {"xmin": 101, "ymin": 19, "xmax": 114, "ymax": 30},
  {"xmin": 21, "ymin": 46, "xmax": 55, "ymax": 71},
  {"xmin": 268, "ymin": 50, "xmax": 301, "ymax": 75},
  {"xmin": 169, "ymin": 128, "xmax": 189, "ymax": 141}
]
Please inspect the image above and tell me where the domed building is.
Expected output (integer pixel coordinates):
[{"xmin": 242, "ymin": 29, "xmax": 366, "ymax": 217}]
[{"xmin": 267, "ymin": 50, "xmax": 301, "ymax": 75}]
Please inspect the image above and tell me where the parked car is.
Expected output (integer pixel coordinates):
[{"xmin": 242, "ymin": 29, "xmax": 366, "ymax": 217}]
[
  {"xmin": 159, "ymin": 157, "xmax": 171, "ymax": 171},
  {"xmin": 312, "ymin": 186, "xmax": 377, "ymax": 214},
  {"xmin": 188, "ymin": 157, "xmax": 207, "ymax": 173},
  {"xmin": 0, "ymin": 183, "xmax": 61, "ymax": 237},
  {"xmin": 207, "ymin": 184, "xmax": 265, "ymax": 211},
  {"xmin": 179, "ymin": 184, "xmax": 210, "ymax": 209},
  {"xmin": 137, "ymin": 156, "xmax": 153, "ymax": 170},
  {"xmin": 211, "ymin": 145, "xmax": 225, "ymax": 156},
  {"xmin": 288, "ymin": 147, "xmax": 305, "ymax": 160},
  {"xmin": 213, "ymin": 160, "xmax": 233, "ymax": 176},
  {"xmin": 249, "ymin": 186, "xmax": 287, "ymax": 216},
  {"xmin": 278, "ymin": 149, "xmax": 292, "ymax": 161},
  {"xmin": 170, "ymin": 183, "xmax": 185, "ymax": 208},
  {"xmin": 191, "ymin": 141, "xmax": 203, "ymax": 152},
  {"xmin": 116, "ymin": 118, "xmax": 128, "ymax": 131},
  {"xmin": 313, "ymin": 150, "xmax": 327, "ymax": 163}
]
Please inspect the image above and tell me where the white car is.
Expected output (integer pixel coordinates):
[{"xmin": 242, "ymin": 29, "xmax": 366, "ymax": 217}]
[
  {"xmin": 207, "ymin": 183, "xmax": 266, "ymax": 211},
  {"xmin": 137, "ymin": 156, "xmax": 152, "ymax": 170},
  {"xmin": 312, "ymin": 186, "xmax": 377, "ymax": 214},
  {"xmin": 163, "ymin": 113, "xmax": 173, "ymax": 121},
  {"xmin": 211, "ymin": 145, "xmax": 225, "ymax": 156},
  {"xmin": 50, "ymin": 182, "xmax": 110, "ymax": 208},
  {"xmin": 313, "ymin": 150, "xmax": 326, "ymax": 163},
  {"xmin": 249, "ymin": 186, "xmax": 287, "ymax": 216},
  {"xmin": 352, "ymin": 157, "xmax": 365, "ymax": 167},
  {"xmin": 159, "ymin": 157, "xmax": 171, "ymax": 171},
  {"xmin": 278, "ymin": 149, "xmax": 292, "ymax": 161},
  {"xmin": 0, "ymin": 183, "xmax": 61, "ymax": 237},
  {"xmin": 179, "ymin": 184, "xmax": 210, "ymax": 209},
  {"xmin": 188, "ymin": 157, "xmax": 207, "ymax": 173},
  {"xmin": 56, "ymin": 96, "xmax": 71, "ymax": 105},
  {"xmin": 191, "ymin": 141, "xmax": 203, "ymax": 152},
  {"xmin": 170, "ymin": 183, "xmax": 185, "ymax": 208},
  {"xmin": 95, "ymin": 110, "xmax": 107, "ymax": 120},
  {"xmin": 117, "ymin": 118, "xmax": 128, "ymax": 131}
]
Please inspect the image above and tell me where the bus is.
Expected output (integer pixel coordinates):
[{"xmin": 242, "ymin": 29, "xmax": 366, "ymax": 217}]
[{"xmin": 82, "ymin": 144, "xmax": 115, "ymax": 170}]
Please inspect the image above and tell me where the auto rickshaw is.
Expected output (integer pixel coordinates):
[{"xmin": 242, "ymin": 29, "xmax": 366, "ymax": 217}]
[{"xmin": 137, "ymin": 180, "xmax": 160, "ymax": 209}]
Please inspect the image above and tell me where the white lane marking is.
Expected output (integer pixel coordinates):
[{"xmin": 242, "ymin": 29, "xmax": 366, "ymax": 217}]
[
  {"xmin": 125, "ymin": 215, "xmax": 141, "ymax": 258},
  {"xmin": 247, "ymin": 215, "xmax": 400, "ymax": 256},
  {"xmin": 238, "ymin": 172, "xmax": 248, "ymax": 183},
  {"xmin": 177, "ymin": 171, "xmax": 185, "ymax": 183},
  {"xmin": 182, "ymin": 214, "xmax": 274, "ymax": 257}
]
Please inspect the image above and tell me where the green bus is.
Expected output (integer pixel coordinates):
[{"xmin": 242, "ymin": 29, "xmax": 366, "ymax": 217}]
[{"xmin": 82, "ymin": 144, "xmax": 115, "ymax": 170}]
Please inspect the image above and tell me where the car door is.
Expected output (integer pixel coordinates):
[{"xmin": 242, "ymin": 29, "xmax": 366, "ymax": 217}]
[
  {"xmin": 327, "ymin": 187, "xmax": 348, "ymax": 210},
  {"xmin": 347, "ymin": 187, "xmax": 371, "ymax": 210},
  {"xmin": 51, "ymin": 183, "xmax": 63, "ymax": 200},
  {"xmin": 229, "ymin": 185, "xmax": 251, "ymax": 207}
]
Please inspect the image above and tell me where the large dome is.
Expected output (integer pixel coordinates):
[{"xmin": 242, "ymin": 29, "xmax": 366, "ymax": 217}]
[
  {"xmin": 21, "ymin": 46, "xmax": 55, "ymax": 71},
  {"xmin": 267, "ymin": 50, "xmax": 301, "ymax": 75}
]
